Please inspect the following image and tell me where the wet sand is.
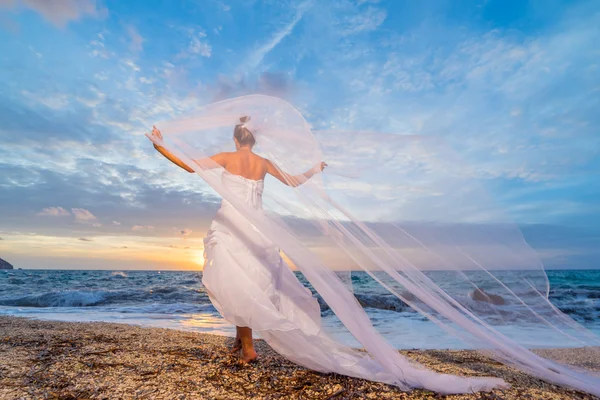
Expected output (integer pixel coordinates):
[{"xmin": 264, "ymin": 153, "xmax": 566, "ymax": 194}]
[{"xmin": 0, "ymin": 316, "xmax": 598, "ymax": 399}]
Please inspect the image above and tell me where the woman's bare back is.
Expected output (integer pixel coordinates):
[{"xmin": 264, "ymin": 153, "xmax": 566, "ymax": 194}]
[
  {"xmin": 213, "ymin": 150, "xmax": 268, "ymax": 181},
  {"xmin": 210, "ymin": 149, "xmax": 325, "ymax": 187}
]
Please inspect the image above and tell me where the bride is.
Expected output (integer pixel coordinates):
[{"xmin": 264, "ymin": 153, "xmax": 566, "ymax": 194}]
[
  {"xmin": 146, "ymin": 116, "xmax": 510, "ymax": 394},
  {"xmin": 146, "ymin": 95, "xmax": 600, "ymax": 396},
  {"xmin": 149, "ymin": 118, "xmax": 326, "ymax": 363}
]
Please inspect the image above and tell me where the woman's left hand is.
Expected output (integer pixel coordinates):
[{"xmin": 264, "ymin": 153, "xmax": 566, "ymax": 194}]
[{"xmin": 151, "ymin": 125, "xmax": 163, "ymax": 141}]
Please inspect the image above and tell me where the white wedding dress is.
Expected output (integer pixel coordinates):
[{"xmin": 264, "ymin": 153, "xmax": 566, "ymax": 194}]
[{"xmin": 201, "ymin": 171, "xmax": 507, "ymax": 393}]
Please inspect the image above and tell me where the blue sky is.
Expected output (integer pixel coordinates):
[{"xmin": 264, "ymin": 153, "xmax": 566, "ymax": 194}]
[{"xmin": 0, "ymin": 0, "xmax": 598, "ymax": 270}]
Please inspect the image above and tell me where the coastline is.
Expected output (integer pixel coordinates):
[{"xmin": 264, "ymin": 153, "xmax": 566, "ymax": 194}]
[{"xmin": 1, "ymin": 316, "xmax": 598, "ymax": 399}]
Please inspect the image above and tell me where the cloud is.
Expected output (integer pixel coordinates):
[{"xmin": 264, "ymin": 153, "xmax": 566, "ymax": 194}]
[
  {"xmin": 180, "ymin": 228, "xmax": 192, "ymax": 236},
  {"xmin": 78, "ymin": 237, "xmax": 92, "ymax": 241},
  {"xmin": 0, "ymin": 161, "xmax": 220, "ymax": 236},
  {"xmin": 71, "ymin": 208, "xmax": 97, "ymax": 222},
  {"xmin": 178, "ymin": 28, "xmax": 211, "ymax": 58},
  {"xmin": 21, "ymin": 90, "xmax": 70, "ymax": 110},
  {"xmin": 112, "ymin": 221, "xmax": 121, "ymax": 226},
  {"xmin": 309, "ymin": 4, "xmax": 600, "ymax": 190},
  {"xmin": 244, "ymin": 2, "xmax": 309, "ymax": 71},
  {"xmin": 258, "ymin": 72, "xmax": 295, "ymax": 96},
  {"xmin": 339, "ymin": 6, "xmax": 387, "ymax": 36},
  {"xmin": 0, "ymin": 94, "xmax": 119, "ymax": 146},
  {"xmin": 127, "ymin": 25, "xmax": 144, "ymax": 53},
  {"xmin": 122, "ymin": 59, "xmax": 140, "ymax": 72},
  {"xmin": 37, "ymin": 206, "xmax": 70, "ymax": 217},
  {"xmin": 0, "ymin": 0, "xmax": 104, "ymax": 28},
  {"xmin": 190, "ymin": 32, "xmax": 211, "ymax": 57},
  {"xmin": 211, "ymin": 71, "xmax": 296, "ymax": 101},
  {"xmin": 132, "ymin": 225, "xmax": 154, "ymax": 232}
]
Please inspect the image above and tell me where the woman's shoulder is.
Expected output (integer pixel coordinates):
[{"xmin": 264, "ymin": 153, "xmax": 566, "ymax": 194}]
[
  {"xmin": 256, "ymin": 154, "xmax": 271, "ymax": 164},
  {"xmin": 249, "ymin": 152, "xmax": 269, "ymax": 164}
]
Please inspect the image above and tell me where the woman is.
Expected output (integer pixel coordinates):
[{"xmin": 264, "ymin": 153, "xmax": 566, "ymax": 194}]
[
  {"xmin": 147, "ymin": 114, "xmax": 510, "ymax": 394},
  {"xmin": 149, "ymin": 117, "xmax": 326, "ymax": 363}
]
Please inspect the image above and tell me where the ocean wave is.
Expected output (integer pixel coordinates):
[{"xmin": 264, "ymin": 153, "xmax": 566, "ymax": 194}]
[
  {"xmin": 180, "ymin": 279, "xmax": 201, "ymax": 285},
  {"xmin": 0, "ymin": 290, "xmax": 107, "ymax": 307},
  {"xmin": 149, "ymin": 286, "xmax": 178, "ymax": 294},
  {"xmin": 550, "ymin": 288, "xmax": 600, "ymax": 300},
  {"xmin": 0, "ymin": 286, "xmax": 210, "ymax": 308}
]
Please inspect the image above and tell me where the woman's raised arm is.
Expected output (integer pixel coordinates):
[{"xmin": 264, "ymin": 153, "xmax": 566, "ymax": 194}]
[
  {"xmin": 266, "ymin": 160, "xmax": 327, "ymax": 187},
  {"xmin": 148, "ymin": 126, "xmax": 227, "ymax": 173}
]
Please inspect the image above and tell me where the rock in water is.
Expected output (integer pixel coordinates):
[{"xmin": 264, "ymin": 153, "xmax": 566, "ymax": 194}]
[
  {"xmin": 472, "ymin": 288, "xmax": 505, "ymax": 305},
  {"xmin": 0, "ymin": 258, "xmax": 14, "ymax": 270}
]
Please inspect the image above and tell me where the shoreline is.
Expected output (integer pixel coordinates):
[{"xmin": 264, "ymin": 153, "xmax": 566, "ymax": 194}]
[{"xmin": 1, "ymin": 316, "xmax": 599, "ymax": 399}]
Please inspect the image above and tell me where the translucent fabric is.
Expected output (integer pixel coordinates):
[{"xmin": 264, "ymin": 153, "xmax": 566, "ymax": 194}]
[{"xmin": 148, "ymin": 95, "xmax": 600, "ymax": 395}]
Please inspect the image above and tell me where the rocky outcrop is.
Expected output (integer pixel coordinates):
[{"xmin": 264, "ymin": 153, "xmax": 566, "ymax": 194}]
[{"xmin": 0, "ymin": 258, "xmax": 14, "ymax": 270}]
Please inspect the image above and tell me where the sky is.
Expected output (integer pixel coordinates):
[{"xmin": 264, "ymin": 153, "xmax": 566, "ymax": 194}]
[{"xmin": 0, "ymin": 0, "xmax": 598, "ymax": 270}]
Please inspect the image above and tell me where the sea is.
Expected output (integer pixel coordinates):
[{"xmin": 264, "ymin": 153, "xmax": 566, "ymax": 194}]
[{"xmin": 1, "ymin": 269, "xmax": 599, "ymax": 349}]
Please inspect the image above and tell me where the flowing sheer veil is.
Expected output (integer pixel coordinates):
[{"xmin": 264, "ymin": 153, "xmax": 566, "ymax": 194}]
[{"xmin": 148, "ymin": 95, "xmax": 600, "ymax": 395}]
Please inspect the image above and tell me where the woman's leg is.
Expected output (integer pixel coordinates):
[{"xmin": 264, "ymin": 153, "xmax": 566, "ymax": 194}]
[
  {"xmin": 231, "ymin": 326, "xmax": 242, "ymax": 352},
  {"xmin": 238, "ymin": 326, "xmax": 258, "ymax": 362}
]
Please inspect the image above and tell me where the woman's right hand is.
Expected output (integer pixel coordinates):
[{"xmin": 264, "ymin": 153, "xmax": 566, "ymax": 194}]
[{"xmin": 320, "ymin": 162, "xmax": 328, "ymax": 171}]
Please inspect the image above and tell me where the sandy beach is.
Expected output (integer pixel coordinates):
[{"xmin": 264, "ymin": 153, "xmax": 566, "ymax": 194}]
[{"xmin": 0, "ymin": 316, "xmax": 598, "ymax": 399}]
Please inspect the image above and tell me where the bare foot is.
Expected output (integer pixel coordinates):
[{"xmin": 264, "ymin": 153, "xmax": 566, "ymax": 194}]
[
  {"xmin": 230, "ymin": 337, "xmax": 242, "ymax": 353},
  {"xmin": 241, "ymin": 347, "xmax": 258, "ymax": 363}
]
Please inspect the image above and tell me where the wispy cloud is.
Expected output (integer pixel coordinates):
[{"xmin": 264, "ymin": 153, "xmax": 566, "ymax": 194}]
[
  {"xmin": 37, "ymin": 207, "xmax": 70, "ymax": 217},
  {"xmin": 72, "ymin": 208, "xmax": 97, "ymax": 222},
  {"xmin": 244, "ymin": 1, "xmax": 310, "ymax": 71},
  {"xmin": 127, "ymin": 25, "xmax": 143, "ymax": 54},
  {"xmin": 178, "ymin": 28, "xmax": 212, "ymax": 59},
  {"xmin": 338, "ymin": 6, "xmax": 386, "ymax": 36},
  {"xmin": 21, "ymin": 90, "xmax": 70, "ymax": 110},
  {"xmin": 0, "ymin": 0, "xmax": 104, "ymax": 27},
  {"xmin": 132, "ymin": 225, "xmax": 155, "ymax": 232}
]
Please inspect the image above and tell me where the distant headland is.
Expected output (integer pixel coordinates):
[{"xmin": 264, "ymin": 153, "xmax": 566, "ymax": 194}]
[{"xmin": 0, "ymin": 258, "xmax": 14, "ymax": 270}]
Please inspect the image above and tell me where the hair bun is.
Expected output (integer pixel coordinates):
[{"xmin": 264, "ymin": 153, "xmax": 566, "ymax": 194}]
[{"xmin": 234, "ymin": 116, "xmax": 256, "ymax": 147}]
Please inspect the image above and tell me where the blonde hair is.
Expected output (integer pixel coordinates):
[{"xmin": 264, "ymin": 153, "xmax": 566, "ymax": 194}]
[{"xmin": 234, "ymin": 116, "xmax": 256, "ymax": 147}]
